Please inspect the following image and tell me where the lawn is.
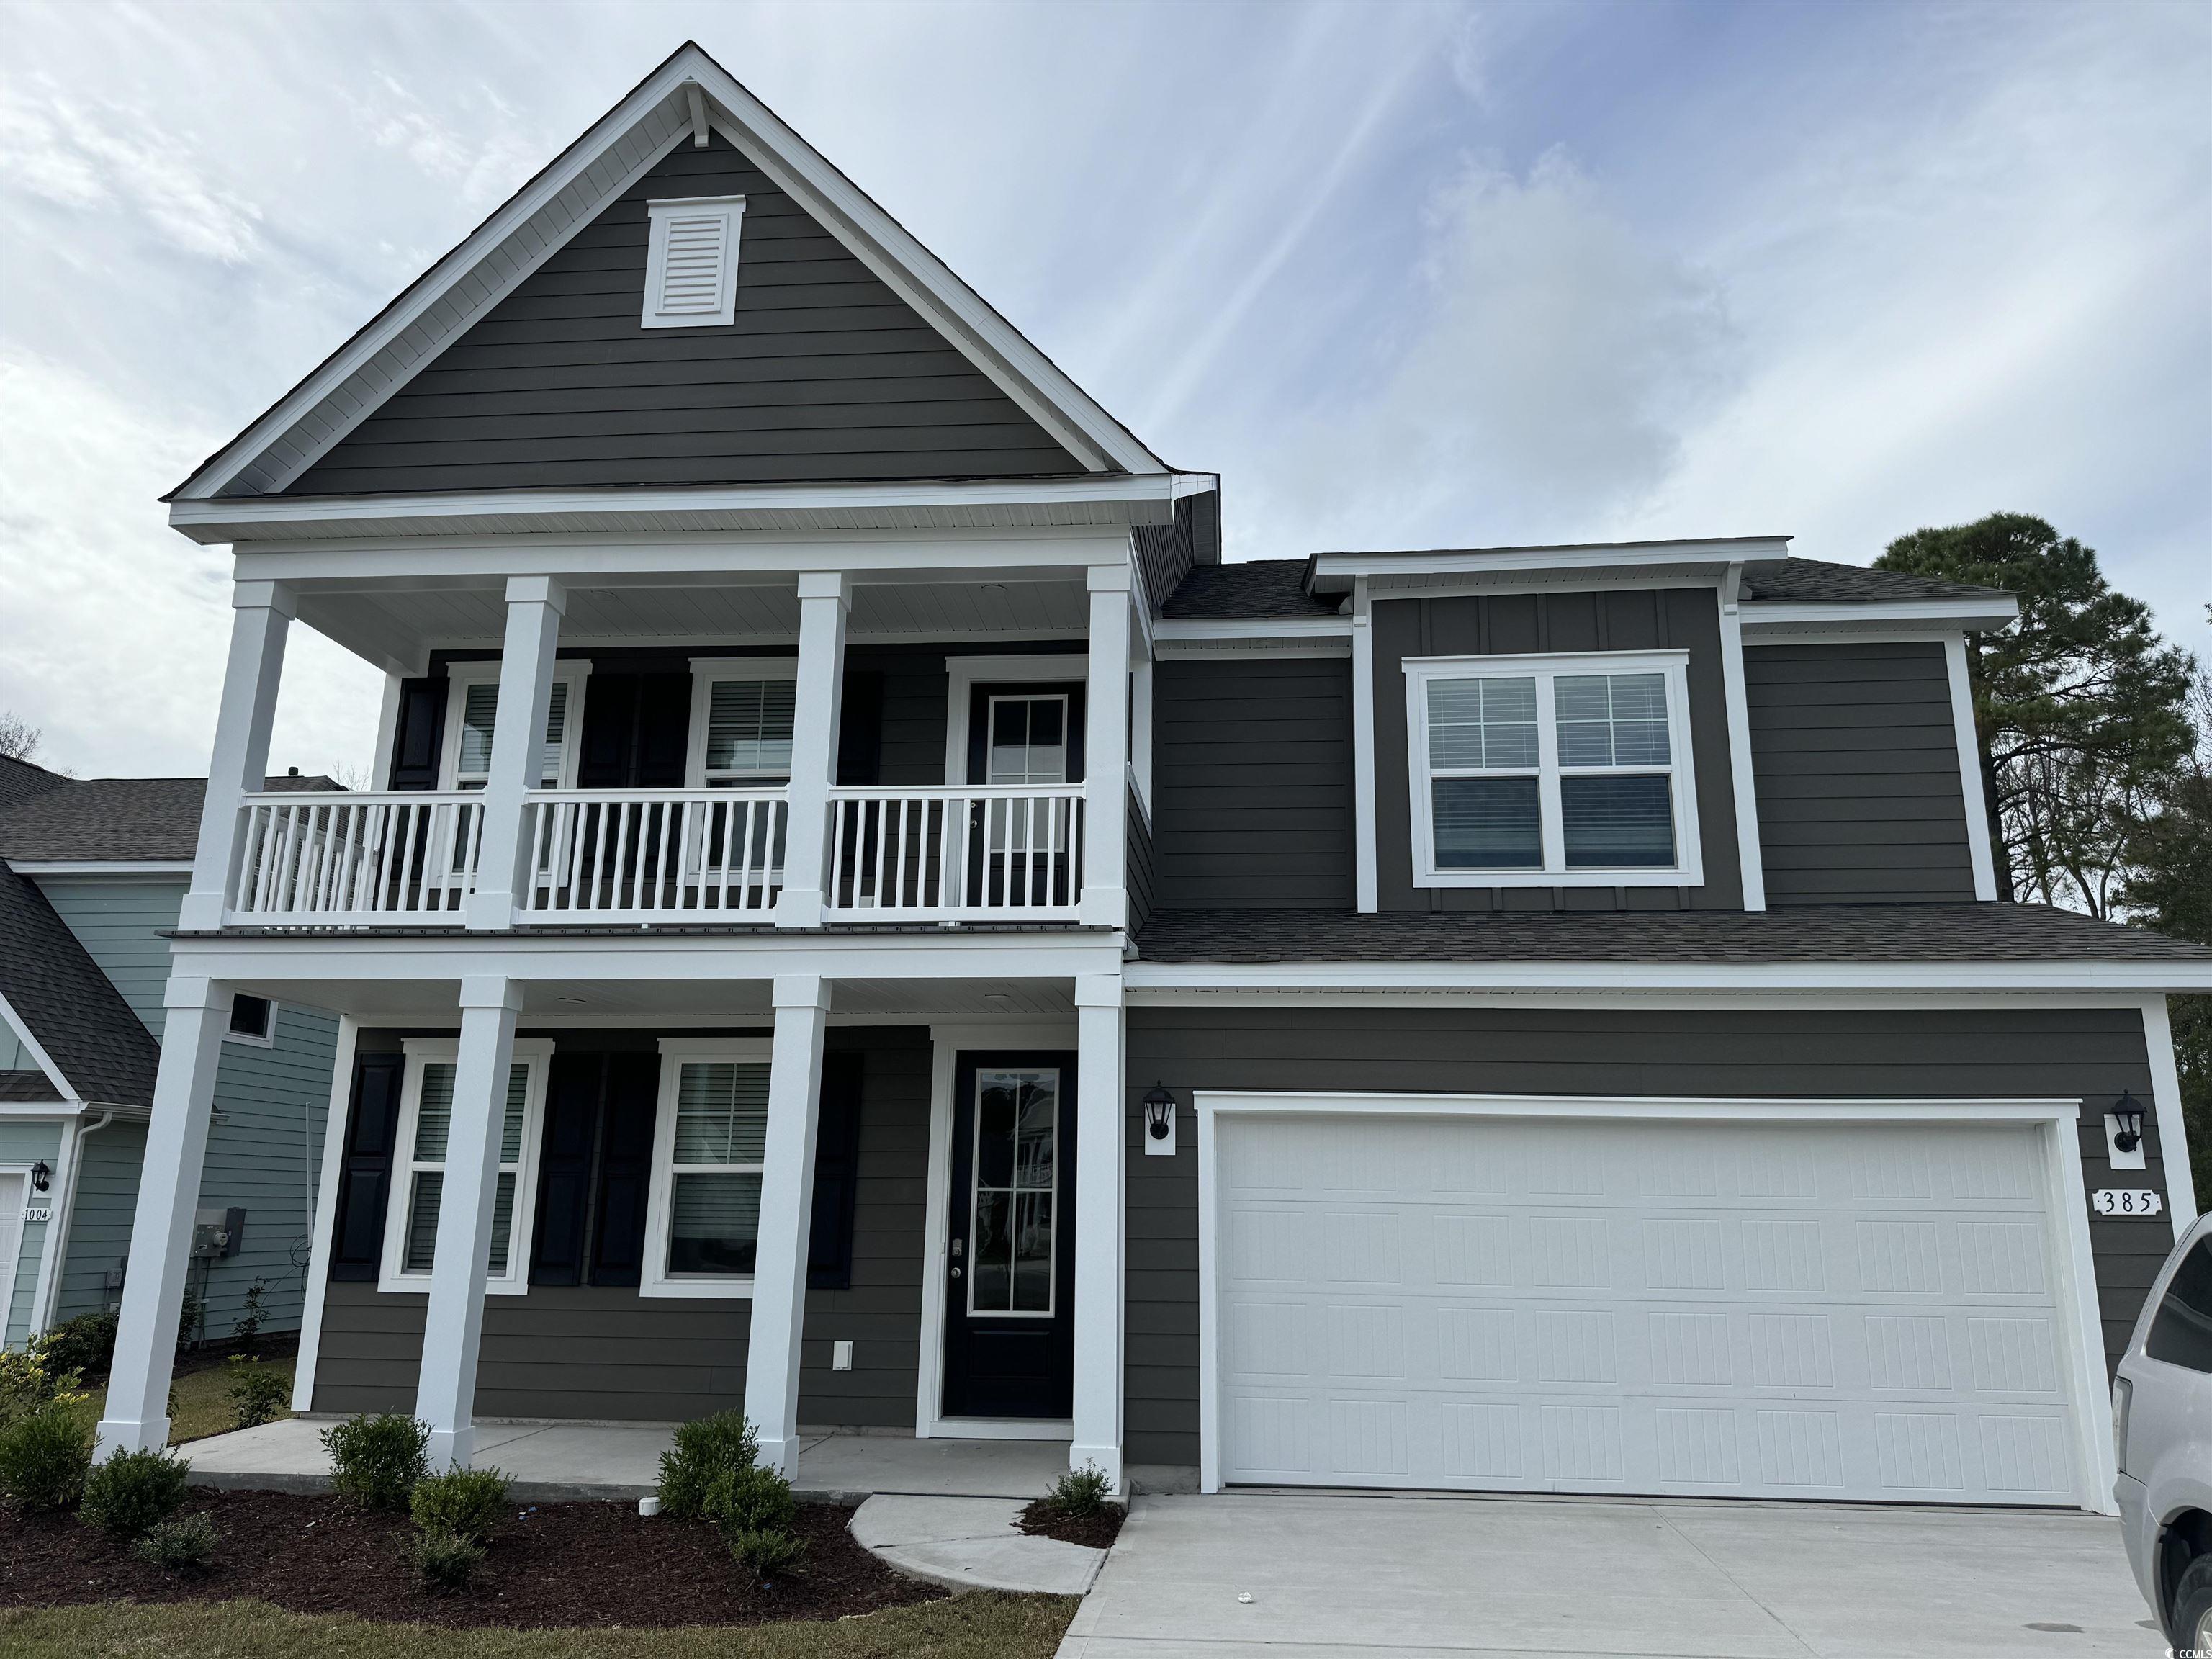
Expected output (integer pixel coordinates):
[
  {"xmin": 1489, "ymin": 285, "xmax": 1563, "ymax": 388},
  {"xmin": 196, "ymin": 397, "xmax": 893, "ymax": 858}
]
[
  {"xmin": 63, "ymin": 1352, "xmax": 295, "ymax": 1447},
  {"xmin": 0, "ymin": 1595, "xmax": 1081, "ymax": 1658}
]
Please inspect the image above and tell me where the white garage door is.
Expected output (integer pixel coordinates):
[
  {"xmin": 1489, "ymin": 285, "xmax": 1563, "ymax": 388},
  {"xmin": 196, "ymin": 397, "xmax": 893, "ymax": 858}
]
[{"xmin": 1211, "ymin": 1112, "xmax": 2090, "ymax": 1504}]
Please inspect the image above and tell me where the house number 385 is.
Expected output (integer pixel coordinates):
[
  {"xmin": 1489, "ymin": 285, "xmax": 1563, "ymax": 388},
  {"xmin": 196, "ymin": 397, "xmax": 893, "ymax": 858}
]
[{"xmin": 2091, "ymin": 1189, "xmax": 2162, "ymax": 1216}]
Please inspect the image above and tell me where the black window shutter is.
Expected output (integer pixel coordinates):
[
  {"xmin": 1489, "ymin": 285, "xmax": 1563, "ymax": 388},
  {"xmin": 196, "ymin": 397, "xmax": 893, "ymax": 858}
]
[
  {"xmin": 590, "ymin": 1052, "xmax": 660, "ymax": 1286},
  {"xmin": 387, "ymin": 678, "xmax": 448, "ymax": 789},
  {"xmin": 837, "ymin": 670, "xmax": 884, "ymax": 785},
  {"xmin": 577, "ymin": 673, "xmax": 639, "ymax": 789},
  {"xmin": 531, "ymin": 1053, "xmax": 603, "ymax": 1287},
  {"xmin": 328, "ymin": 1051, "xmax": 404, "ymax": 1280},
  {"xmin": 808, "ymin": 1049, "xmax": 866, "ymax": 1290},
  {"xmin": 635, "ymin": 673, "xmax": 693, "ymax": 787}
]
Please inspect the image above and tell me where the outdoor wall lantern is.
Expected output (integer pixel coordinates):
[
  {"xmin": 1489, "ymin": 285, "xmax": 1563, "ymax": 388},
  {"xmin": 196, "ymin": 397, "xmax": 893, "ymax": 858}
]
[
  {"xmin": 2111, "ymin": 1093, "xmax": 2144, "ymax": 1154},
  {"xmin": 30, "ymin": 1160, "xmax": 51, "ymax": 1192},
  {"xmin": 1143, "ymin": 1083, "xmax": 1178, "ymax": 1158}
]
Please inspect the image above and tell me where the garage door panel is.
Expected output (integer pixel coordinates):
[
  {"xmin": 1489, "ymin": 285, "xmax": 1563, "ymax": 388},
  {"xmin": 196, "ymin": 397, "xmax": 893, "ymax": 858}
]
[{"xmin": 1213, "ymin": 1113, "xmax": 2087, "ymax": 1504}]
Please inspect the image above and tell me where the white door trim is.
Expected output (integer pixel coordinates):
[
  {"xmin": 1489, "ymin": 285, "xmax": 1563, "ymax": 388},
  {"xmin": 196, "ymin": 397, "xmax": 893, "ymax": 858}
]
[
  {"xmin": 1193, "ymin": 1090, "xmax": 2116, "ymax": 1513},
  {"xmin": 914, "ymin": 1019, "xmax": 1078, "ymax": 1442},
  {"xmin": 941, "ymin": 656, "xmax": 1089, "ymax": 786},
  {"xmin": 0, "ymin": 1168, "xmax": 29, "ymax": 1347}
]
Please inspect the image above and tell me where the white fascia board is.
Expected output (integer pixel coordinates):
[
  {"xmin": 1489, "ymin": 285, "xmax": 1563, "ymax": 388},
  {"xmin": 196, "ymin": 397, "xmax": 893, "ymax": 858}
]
[
  {"xmin": 0, "ymin": 989, "xmax": 81, "ymax": 1103},
  {"xmin": 1154, "ymin": 617, "xmax": 1352, "ymax": 644},
  {"xmin": 1740, "ymin": 596, "xmax": 2018, "ymax": 634},
  {"xmin": 175, "ymin": 475, "xmax": 1180, "ymax": 546},
  {"xmin": 1123, "ymin": 960, "xmax": 2212, "ymax": 994},
  {"xmin": 9, "ymin": 861, "xmax": 196, "ymax": 878},
  {"xmin": 1308, "ymin": 539, "xmax": 1790, "ymax": 589}
]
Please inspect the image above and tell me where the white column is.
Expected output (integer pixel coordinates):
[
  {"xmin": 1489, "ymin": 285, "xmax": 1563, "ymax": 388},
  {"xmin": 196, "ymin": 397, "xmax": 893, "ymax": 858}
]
[
  {"xmin": 773, "ymin": 574, "xmax": 848, "ymax": 929},
  {"xmin": 292, "ymin": 1014, "xmax": 359, "ymax": 1411},
  {"xmin": 1945, "ymin": 634, "xmax": 2000, "ymax": 902},
  {"xmin": 413, "ymin": 977, "xmax": 520, "ymax": 1468},
  {"xmin": 96, "ymin": 976, "xmax": 231, "ymax": 1455},
  {"xmin": 2144, "ymin": 997, "xmax": 2200, "ymax": 1238},
  {"xmin": 1717, "ymin": 565, "xmax": 1767, "ymax": 912},
  {"xmin": 1130, "ymin": 655, "xmax": 1154, "ymax": 818},
  {"xmin": 745, "ymin": 973, "xmax": 831, "ymax": 1476},
  {"xmin": 1082, "ymin": 568, "xmax": 1133, "ymax": 927},
  {"xmin": 179, "ymin": 583, "xmax": 294, "ymax": 932},
  {"xmin": 1070, "ymin": 972, "xmax": 1125, "ymax": 1491},
  {"xmin": 1350, "ymin": 577, "xmax": 1378, "ymax": 914},
  {"xmin": 466, "ymin": 577, "xmax": 565, "ymax": 930}
]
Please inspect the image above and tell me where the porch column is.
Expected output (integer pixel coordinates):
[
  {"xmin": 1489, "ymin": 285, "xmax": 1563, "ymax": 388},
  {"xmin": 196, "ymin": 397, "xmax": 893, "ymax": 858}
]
[
  {"xmin": 466, "ymin": 577, "xmax": 565, "ymax": 930},
  {"xmin": 1081, "ymin": 567, "xmax": 1133, "ymax": 927},
  {"xmin": 744, "ymin": 973, "xmax": 831, "ymax": 1475},
  {"xmin": 413, "ymin": 976, "xmax": 521, "ymax": 1467},
  {"xmin": 1070, "ymin": 972, "xmax": 1125, "ymax": 1490},
  {"xmin": 773, "ymin": 573, "xmax": 848, "ymax": 928},
  {"xmin": 179, "ymin": 582, "xmax": 293, "ymax": 931},
  {"xmin": 96, "ymin": 976, "xmax": 232, "ymax": 1455}
]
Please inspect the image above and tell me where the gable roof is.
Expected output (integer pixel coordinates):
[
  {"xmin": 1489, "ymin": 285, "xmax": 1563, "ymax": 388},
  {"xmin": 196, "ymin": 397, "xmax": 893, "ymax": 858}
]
[
  {"xmin": 0, "ymin": 755, "xmax": 72, "ymax": 813},
  {"xmin": 0, "ymin": 863, "xmax": 161, "ymax": 1108},
  {"xmin": 0, "ymin": 773, "xmax": 338, "ymax": 864},
  {"xmin": 170, "ymin": 42, "xmax": 1162, "ymax": 505}
]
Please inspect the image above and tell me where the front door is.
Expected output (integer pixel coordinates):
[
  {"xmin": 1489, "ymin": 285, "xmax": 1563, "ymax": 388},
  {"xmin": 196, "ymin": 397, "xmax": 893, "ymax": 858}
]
[{"xmin": 942, "ymin": 1052, "xmax": 1076, "ymax": 1419}]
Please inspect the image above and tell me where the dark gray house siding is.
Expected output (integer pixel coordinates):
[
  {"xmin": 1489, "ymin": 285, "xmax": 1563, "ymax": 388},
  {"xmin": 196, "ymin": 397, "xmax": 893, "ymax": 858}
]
[
  {"xmin": 1123, "ymin": 1002, "xmax": 2167, "ymax": 1470},
  {"xmin": 1126, "ymin": 784, "xmax": 1156, "ymax": 936},
  {"xmin": 1151, "ymin": 657, "xmax": 1354, "ymax": 909},
  {"xmin": 313, "ymin": 1025, "xmax": 930, "ymax": 1426},
  {"xmin": 1747, "ymin": 641, "xmax": 1978, "ymax": 904},
  {"xmin": 1371, "ymin": 588, "xmax": 1745, "ymax": 912},
  {"xmin": 283, "ymin": 134, "xmax": 1081, "ymax": 497}
]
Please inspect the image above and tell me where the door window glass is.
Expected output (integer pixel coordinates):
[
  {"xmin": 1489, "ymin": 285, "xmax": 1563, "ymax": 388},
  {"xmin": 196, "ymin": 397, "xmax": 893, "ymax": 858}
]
[
  {"xmin": 986, "ymin": 696, "xmax": 1069, "ymax": 785},
  {"xmin": 969, "ymin": 1069, "xmax": 1057, "ymax": 1316}
]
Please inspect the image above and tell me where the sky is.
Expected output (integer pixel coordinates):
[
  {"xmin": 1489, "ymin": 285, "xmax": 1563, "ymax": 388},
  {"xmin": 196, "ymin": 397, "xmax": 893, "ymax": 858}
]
[{"xmin": 1, "ymin": 1, "xmax": 2206, "ymax": 781}]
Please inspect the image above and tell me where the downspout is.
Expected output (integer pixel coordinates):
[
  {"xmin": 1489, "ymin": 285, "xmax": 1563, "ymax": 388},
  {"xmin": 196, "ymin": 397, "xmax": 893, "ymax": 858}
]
[{"xmin": 29, "ymin": 1108, "xmax": 114, "ymax": 1338}]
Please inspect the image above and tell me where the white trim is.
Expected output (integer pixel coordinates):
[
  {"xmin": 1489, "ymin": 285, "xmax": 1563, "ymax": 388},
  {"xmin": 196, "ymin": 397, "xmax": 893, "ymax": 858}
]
[
  {"xmin": 1740, "ymin": 624, "xmax": 2006, "ymax": 648},
  {"xmin": 1945, "ymin": 634, "xmax": 1999, "ymax": 902},
  {"xmin": 1192, "ymin": 1088, "xmax": 2116, "ymax": 1513},
  {"xmin": 1310, "ymin": 539, "xmax": 1790, "ymax": 588},
  {"xmin": 372, "ymin": 673, "xmax": 404, "ymax": 788},
  {"xmin": 4, "ymin": 861, "xmax": 194, "ymax": 878},
  {"xmin": 377, "ymin": 1036, "xmax": 552, "ymax": 1295},
  {"xmin": 1403, "ymin": 649, "xmax": 1704, "ymax": 888},
  {"xmin": 639, "ymin": 1037, "xmax": 775, "ymax": 1298},
  {"xmin": 1717, "ymin": 565, "xmax": 1766, "ymax": 911},
  {"xmin": 222, "ymin": 993, "xmax": 277, "ymax": 1047},
  {"xmin": 1125, "ymin": 960, "xmax": 2212, "ymax": 994},
  {"xmin": 684, "ymin": 655, "xmax": 799, "ymax": 786},
  {"xmin": 0, "ymin": 988, "xmax": 80, "ymax": 1103},
  {"xmin": 0, "ymin": 1166, "xmax": 27, "ymax": 1350},
  {"xmin": 642, "ymin": 195, "xmax": 745, "ymax": 329},
  {"xmin": 941, "ymin": 655, "xmax": 1089, "ymax": 786},
  {"xmin": 292, "ymin": 1015, "xmax": 356, "ymax": 1411},
  {"xmin": 1350, "ymin": 578, "xmax": 1377, "ymax": 913},
  {"xmin": 2143, "ymin": 997, "xmax": 2199, "ymax": 1240},
  {"xmin": 1741, "ymin": 596, "xmax": 2019, "ymax": 634},
  {"xmin": 29, "ymin": 1108, "xmax": 112, "ymax": 1339},
  {"xmin": 914, "ymin": 1018, "xmax": 1077, "ymax": 1439},
  {"xmin": 439, "ymin": 660, "xmax": 588, "ymax": 791},
  {"xmin": 22, "ymin": 1119, "xmax": 72, "ymax": 1340}
]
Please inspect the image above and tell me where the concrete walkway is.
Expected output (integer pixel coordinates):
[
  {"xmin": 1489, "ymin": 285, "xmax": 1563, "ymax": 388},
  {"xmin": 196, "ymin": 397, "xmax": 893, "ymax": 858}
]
[
  {"xmin": 850, "ymin": 1495, "xmax": 1105, "ymax": 1596},
  {"xmin": 183, "ymin": 1417, "xmax": 1071, "ymax": 1503},
  {"xmin": 1058, "ymin": 1492, "xmax": 2164, "ymax": 1658}
]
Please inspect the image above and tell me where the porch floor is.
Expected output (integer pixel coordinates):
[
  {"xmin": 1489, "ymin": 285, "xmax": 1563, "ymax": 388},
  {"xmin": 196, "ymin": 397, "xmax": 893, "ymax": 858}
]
[{"xmin": 183, "ymin": 1417, "xmax": 1073, "ymax": 1504}]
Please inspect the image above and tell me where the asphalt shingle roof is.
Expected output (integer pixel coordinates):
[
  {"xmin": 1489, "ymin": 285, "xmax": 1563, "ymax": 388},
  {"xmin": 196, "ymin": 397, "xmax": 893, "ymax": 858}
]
[
  {"xmin": 0, "ymin": 755, "xmax": 72, "ymax": 813},
  {"xmin": 1132, "ymin": 904, "xmax": 2212, "ymax": 966},
  {"xmin": 1160, "ymin": 559, "xmax": 1336, "ymax": 621},
  {"xmin": 1740, "ymin": 559, "xmax": 2010, "ymax": 604},
  {"xmin": 0, "ymin": 863, "xmax": 160, "ymax": 1106},
  {"xmin": 0, "ymin": 773, "xmax": 340, "ymax": 863}
]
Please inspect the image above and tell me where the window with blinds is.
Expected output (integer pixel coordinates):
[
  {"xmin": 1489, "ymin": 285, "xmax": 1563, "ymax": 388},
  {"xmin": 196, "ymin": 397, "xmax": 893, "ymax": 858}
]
[
  {"xmin": 657, "ymin": 1058, "xmax": 770, "ymax": 1283},
  {"xmin": 705, "ymin": 680, "xmax": 796, "ymax": 779},
  {"xmin": 642, "ymin": 196, "xmax": 747, "ymax": 329},
  {"xmin": 452, "ymin": 678, "xmax": 570, "ymax": 788},
  {"xmin": 385, "ymin": 1047, "xmax": 545, "ymax": 1292}
]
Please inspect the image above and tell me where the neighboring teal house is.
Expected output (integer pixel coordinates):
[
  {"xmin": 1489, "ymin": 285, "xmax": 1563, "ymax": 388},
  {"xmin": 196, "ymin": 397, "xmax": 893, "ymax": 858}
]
[{"xmin": 0, "ymin": 755, "xmax": 338, "ymax": 1351}]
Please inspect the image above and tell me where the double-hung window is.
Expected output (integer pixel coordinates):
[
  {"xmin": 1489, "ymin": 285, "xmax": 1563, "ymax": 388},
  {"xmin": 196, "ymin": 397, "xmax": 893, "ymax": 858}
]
[
  {"xmin": 684, "ymin": 660, "xmax": 797, "ymax": 786},
  {"xmin": 641, "ymin": 1039, "xmax": 773, "ymax": 1297},
  {"xmin": 1405, "ymin": 649, "xmax": 1701, "ymax": 886},
  {"xmin": 379, "ymin": 1037, "xmax": 552, "ymax": 1295},
  {"xmin": 441, "ymin": 663, "xmax": 587, "ymax": 790}
]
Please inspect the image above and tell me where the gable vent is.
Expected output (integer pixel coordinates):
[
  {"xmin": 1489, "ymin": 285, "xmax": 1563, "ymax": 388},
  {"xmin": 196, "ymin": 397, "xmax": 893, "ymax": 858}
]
[{"xmin": 643, "ymin": 195, "xmax": 745, "ymax": 329}]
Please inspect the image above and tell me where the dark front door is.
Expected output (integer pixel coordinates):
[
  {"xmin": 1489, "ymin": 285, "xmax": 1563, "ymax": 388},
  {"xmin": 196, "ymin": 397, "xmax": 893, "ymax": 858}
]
[{"xmin": 942, "ymin": 1052, "xmax": 1076, "ymax": 1419}]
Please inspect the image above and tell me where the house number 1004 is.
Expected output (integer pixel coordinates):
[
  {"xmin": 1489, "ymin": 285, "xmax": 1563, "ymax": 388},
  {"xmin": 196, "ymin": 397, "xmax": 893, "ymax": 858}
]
[{"xmin": 2091, "ymin": 1190, "xmax": 2162, "ymax": 1217}]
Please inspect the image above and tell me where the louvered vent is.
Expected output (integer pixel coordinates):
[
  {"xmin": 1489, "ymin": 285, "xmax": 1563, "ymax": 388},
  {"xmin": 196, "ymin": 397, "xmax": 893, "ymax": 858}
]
[{"xmin": 642, "ymin": 195, "xmax": 745, "ymax": 329}]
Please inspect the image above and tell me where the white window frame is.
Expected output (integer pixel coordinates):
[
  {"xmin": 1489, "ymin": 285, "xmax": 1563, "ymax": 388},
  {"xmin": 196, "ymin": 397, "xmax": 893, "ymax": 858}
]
[
  {"xmin": 377, "ymin": 1036, "xmax": 553, "ymax": 1296},
  {"xmin": 941, "ymin": 655, "xmax": 1088, "ymax": 785},
  {"xmin": 1403, "ymin": 648, "xmax": 1703, "ymax": 888},
  {"xmin": 223, "ymin": 993, "xmax": 276, "ymax": 1047},
  {"xmin": 439, "ymin": 661, "xmax": 590, "ymax": 791},
  {"xmin": 641, "ymin": 1037, "xmax": 775, "ymax": 1300},
  {"xmin": 684, "ymin": 657, "xmax": 799, "ymax": 786},
  {"xmin": 642, "ymin": 195, "xmax": 746, "ymax": 330}
]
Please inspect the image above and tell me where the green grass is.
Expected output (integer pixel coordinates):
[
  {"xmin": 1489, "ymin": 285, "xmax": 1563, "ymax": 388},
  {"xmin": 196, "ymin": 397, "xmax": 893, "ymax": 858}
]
[
  {"xmin": 0, "ymin": 1594, "xmax": 1081, "ymax": 1658},
  {"xmin": 64, "ymin": 1354, "xmax": 296, "ymax": 1449}
]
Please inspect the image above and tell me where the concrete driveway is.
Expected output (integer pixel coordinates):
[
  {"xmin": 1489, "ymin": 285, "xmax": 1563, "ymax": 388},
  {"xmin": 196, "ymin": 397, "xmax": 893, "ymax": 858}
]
[{"xmin": 1058, "ymin": 1493, "xmax": 2163, "ymax": 1658}]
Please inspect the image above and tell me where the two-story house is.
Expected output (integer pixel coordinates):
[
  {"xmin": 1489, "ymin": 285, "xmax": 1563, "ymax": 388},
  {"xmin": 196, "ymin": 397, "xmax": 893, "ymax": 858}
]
[
  {"xmin": 92, "ymin": 44, "xmax": 2211, "ymax": 1515},
  {"xmin": 0, "ymin": 757, "xmax": 339, "ymax": 1352}
]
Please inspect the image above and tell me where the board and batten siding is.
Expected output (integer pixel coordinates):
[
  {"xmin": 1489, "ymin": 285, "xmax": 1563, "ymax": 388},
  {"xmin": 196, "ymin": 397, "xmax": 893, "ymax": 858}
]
[
  {"xmin": 1745, "ymin": 641, "xmax": 1979, "ymax": 904},
  {"xmin": 282, "ymin": 135, "xmax": 1081, "ymax": 496},
  {"xmin": 1151, "ymin": 657, "xmax": 1354, "ymax": 909},
  {"xmin": 1123, "ymin": 1003, "xmax": 2169, "ymax": 1470},
  {"xmin": 313, "ymin": 1026, "xmax": 930, "ymax": 1426},
  {"xmin": 1370, "ymin": 589, "xmax": 1745, "ymax": 912},
  {"xmin": 1, "ymin": 1120, "xmax": 64, "ymax": 1347}
]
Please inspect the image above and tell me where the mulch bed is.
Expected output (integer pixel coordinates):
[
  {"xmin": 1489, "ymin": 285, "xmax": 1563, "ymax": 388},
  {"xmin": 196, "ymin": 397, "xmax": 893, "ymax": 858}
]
[
  {"xmin": 1015, "ymin": 1498, "xmax": 1123, "ymax": 1550},
  {"xmin": 0, "ymin": 1488, "xmax": 945, "ymax": 1629}
]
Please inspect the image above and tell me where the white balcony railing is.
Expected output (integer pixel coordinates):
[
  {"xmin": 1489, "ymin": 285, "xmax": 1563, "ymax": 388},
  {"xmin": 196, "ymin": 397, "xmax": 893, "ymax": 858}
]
[
  {"xmin": 228, "ymin": 792, "xmax": 481, "ymax": 925},
  {"xmin": 518, "ymin": 789, "xmax": 786, "ymax": 921},
  {"xmin": 825, "ymin": 786, "xmax": 1084, "ymax": 920}
]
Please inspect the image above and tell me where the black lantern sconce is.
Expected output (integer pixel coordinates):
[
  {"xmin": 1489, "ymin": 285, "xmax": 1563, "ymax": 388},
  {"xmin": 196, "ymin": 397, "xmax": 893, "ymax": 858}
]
[
  {"xmin": 2110, "ymin": 1093, "xmax": 2145, "ymax": 1156},
  {"xmin": 30, "ymin": 1160, "xmax": 51, "ymax": 1194},
  {"xmin": 1143, "ymin": 1083, "xmax": 1178, "ymax": 1158}
]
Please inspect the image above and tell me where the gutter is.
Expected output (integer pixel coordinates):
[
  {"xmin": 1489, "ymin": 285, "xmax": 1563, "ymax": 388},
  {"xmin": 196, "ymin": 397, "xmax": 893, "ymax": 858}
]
[{"xmin": 27, "ymin": 1108, "xmax": 113, "ymax": 1340}]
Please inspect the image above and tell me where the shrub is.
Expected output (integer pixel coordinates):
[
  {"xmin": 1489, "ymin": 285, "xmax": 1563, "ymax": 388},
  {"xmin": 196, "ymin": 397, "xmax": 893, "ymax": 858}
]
[
  {"xmin": 405, "ymin": 1526, "xmax": 486, "ymax": 1591},
  {"xmin": 37, "ymin": 1312, "xmax": 118, "ymax": 1384},
  {"xmin": 177, "ymin": 1290, "xmax": 205, "ymax": 1354},
  {"xmin": 656, "ymin": 1411, "xmax": 759, "ymax": 1519},
  {"xmin": 703, "ymin": 1462, "xmax": 796, "ymax": 1538},
  {"xmin": 230, "ymin": 1280, "xmax": 269, "ymax": 1352},
  {"xmin": 80, "ymin": 1446, "xmax": 190, "ymax": 1540},
  {"xmin": 132, "ymin": 1512, "xmax": 219, "ymax": 1573},
  {"xmin": 0, "ymin": 1344, "xmax": 82, "ymax": 1426},
  {"xmin": 225, "ymin": 1356, "xmax": 287, "ymax": 1430},
  {"xmin": 727, "ymin": 1525, "xmax": 806, "ymax": 1581},
  {"xmin": 321, "ymin": 1413, "xmax": 428, "ymax": 1510},
  {"xmin": 409, "ymin": 1465, "xmax": 511, "ymax": 1543},
  {"xmin": 0, "ymin": 1403, "xmax": 94, "ymax": 1513},
  {"xmin": 1045, "ymin": 1462, "xmax": 1112, "ymax": 1519}
]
